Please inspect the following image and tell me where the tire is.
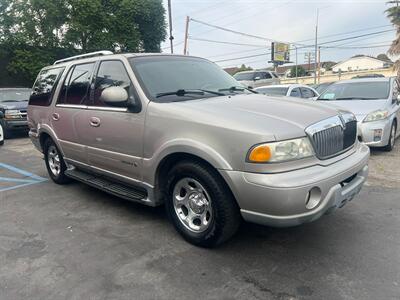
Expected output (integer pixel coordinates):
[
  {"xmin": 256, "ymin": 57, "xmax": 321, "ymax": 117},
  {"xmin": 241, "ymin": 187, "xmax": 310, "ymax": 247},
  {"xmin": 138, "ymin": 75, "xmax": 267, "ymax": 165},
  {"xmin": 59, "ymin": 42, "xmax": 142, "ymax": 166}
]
[
  {"xmin": 165, "ymin": 160, "xmax": 241, "ymax": 247},
  {"xmin": 0, "ymin": 123, "xmax": 3, "ymax": 146},
  {"xmin": 382, "ymin": 121, "xmax": 397, "ymax": 152},
  {"xmin": 43, "ymin": 138, "xmax": 71, "ymax": 184}
]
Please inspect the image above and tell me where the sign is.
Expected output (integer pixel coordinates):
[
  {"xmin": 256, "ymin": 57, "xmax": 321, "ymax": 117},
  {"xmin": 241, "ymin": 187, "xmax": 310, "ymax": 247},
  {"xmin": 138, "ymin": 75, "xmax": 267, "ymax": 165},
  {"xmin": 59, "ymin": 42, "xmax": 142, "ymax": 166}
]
[{"xmin": 271, "ymin": 42, "xmax": 290, "ymax": 64}]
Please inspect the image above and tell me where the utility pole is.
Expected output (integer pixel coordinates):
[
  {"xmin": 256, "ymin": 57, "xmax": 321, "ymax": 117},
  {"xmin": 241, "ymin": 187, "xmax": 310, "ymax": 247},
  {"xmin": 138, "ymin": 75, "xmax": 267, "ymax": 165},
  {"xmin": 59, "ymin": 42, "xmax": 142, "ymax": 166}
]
[
  {"xmin": 317, "ymin": 46, "xmax": 321, "ymax": 84},
  {"xmin": 183, "ymin": 16, "xmax": 190, "ymax": 55},
  {"xmin": 314, "ymin": 8, "xmax": 319, "ymax": 84},
  {"xmin": 167, "ymin": 0, "xmax": 174, "ymax": 54}
]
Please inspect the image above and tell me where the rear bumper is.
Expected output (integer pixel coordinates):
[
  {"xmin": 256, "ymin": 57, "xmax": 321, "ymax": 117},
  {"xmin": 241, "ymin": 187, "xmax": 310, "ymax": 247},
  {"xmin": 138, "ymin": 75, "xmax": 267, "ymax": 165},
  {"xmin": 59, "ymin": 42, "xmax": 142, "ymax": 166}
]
[{"xmin": 220, "ymin": 142, "xmax": 370, "ymax": 227}]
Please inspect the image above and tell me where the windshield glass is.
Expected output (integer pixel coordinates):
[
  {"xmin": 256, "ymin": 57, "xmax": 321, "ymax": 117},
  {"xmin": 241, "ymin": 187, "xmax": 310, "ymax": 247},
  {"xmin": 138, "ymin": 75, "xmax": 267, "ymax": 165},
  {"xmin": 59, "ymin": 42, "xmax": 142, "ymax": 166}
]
[
  {"xmin": 318, "ymin": 81, "xmax": 389, "ymax": 100},
  {"xmin": 0, "ymin": 89, "xmax": 31, "ymax": 102},
  {"xmin": 130, "ymin": 56, "xmax": 249, "ymax": 102},
  {"xmin": 233, "ymin": 72, "xmax": 254, "ymax": 81},
  {"xmin": 256, "ymin": 87, "xmax": 288, "ymax": 96}
]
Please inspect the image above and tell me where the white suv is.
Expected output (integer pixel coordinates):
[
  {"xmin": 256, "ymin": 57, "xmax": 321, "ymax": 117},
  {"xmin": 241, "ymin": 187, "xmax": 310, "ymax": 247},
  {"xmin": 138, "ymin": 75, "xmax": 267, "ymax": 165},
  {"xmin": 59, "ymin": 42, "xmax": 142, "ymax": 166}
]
[{"xmin": 234, "ymin": 70, "xmax": 280, "ymax": 88}]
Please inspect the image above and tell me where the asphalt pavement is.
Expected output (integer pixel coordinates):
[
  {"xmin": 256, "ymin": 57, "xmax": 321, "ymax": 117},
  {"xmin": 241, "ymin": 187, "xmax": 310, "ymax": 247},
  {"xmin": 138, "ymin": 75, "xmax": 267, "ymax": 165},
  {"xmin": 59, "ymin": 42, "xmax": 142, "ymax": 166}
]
[{"xmin": 0, "ymin": 137, "xmax": 399, "ymax": 300}]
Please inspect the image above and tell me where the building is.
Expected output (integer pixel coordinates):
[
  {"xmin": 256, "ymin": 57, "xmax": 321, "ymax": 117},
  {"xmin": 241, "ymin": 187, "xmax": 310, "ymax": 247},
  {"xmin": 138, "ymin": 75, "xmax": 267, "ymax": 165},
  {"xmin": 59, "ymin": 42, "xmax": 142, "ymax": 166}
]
[{"xmin": 331, "ymin": 55, "xmax": 393, "ymax": 73}]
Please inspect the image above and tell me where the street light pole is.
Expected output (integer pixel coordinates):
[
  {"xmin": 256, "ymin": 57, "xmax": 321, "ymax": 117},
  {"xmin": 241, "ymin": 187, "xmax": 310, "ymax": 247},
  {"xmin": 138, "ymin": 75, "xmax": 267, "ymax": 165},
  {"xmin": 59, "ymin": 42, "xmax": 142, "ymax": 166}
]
[
  {"xmin": 294, "ymin": 45, "xmax": 298, "ymax": 83},
  {"xmin": 183, "ymin": 16, "xmax": 190, "ymax": 55},
  {"xmin": 167, "ymin": 0, "xmax": 174, "ymax": 54}
]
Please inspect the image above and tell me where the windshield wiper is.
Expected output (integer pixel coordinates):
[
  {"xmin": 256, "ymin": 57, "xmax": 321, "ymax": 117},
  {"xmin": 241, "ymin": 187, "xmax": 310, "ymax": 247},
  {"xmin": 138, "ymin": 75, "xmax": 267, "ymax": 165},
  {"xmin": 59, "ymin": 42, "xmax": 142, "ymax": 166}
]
[
  {"xmin": 219, "ymin": 85, "xmax": 257, "ymax": 94},
  {"xmin": 156, "ymin": 89, "xmax": 224, "ymax": 98}
]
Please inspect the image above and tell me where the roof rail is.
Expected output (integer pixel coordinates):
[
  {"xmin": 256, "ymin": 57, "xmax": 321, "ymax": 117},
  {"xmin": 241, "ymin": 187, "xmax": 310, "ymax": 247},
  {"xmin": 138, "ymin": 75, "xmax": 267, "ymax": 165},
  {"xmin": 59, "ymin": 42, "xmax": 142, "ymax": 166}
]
[{"xmin": 53, "ymin": 50, "xmax": 113, "ymax": 65}]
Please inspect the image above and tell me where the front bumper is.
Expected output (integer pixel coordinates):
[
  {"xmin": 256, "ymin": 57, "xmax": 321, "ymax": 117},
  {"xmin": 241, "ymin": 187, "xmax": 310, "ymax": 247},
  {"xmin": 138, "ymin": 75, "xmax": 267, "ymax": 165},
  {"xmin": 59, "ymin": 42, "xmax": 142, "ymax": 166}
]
[
  {"xmin": 357, "ymin": 119, "xmax": 392, "ymax": 147},
  {"xmin": 2, "ymin": 119, "xmax": 29, "ymax": 131},
  {"xmin": 220, "ymin": 142, "xmax": 370, "ymax": 227}
]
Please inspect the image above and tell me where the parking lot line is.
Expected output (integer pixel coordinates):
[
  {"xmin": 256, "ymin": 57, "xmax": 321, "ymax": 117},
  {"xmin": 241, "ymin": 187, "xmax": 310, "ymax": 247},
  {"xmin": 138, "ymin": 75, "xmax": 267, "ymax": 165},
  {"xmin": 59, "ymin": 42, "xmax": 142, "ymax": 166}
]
[{"xmin": 0, "ymin": 162, "xmax": 47, "ymax": 192}]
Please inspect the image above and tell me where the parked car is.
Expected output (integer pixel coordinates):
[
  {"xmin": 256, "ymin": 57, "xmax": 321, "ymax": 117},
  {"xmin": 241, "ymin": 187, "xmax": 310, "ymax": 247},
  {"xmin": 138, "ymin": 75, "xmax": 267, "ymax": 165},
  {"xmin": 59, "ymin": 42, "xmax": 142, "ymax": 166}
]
[
  {"xmin": 312, "ymin": 82, "xmax": 334, "ymax": 94},
  {"xmin": 233, "ymin": 70, "xmax": 280, "ymax": 88},
  {"xmin": 0, "ymin": 87, "xmax": 31, "ymax": 139},
  {"xmin": 28, "ymin": 51, "xmax": 369, "ymax": 247},
  {"xmin": 254, "ymin": 84, "xmax": 319, "ymax": 99},
  {"xmin": 317, "ymin": 78, "xmax": 400, "ymax": 151}
]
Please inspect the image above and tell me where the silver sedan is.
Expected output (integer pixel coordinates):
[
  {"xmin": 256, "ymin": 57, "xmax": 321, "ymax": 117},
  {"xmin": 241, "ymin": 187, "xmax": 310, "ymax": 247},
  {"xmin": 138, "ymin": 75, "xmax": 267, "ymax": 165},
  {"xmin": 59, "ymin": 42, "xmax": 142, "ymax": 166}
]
[{"xmin": 317, "ymin": 78, "xmax": 400, "ymax": 151}]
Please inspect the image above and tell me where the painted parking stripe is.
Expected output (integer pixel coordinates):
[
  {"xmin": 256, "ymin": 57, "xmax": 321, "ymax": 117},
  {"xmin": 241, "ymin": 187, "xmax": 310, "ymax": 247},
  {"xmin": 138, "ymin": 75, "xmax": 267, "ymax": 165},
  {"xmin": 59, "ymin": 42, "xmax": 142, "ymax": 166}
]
[{"xmin": 0, "ymin": 163, "xmax": 47, "ymax": 192}]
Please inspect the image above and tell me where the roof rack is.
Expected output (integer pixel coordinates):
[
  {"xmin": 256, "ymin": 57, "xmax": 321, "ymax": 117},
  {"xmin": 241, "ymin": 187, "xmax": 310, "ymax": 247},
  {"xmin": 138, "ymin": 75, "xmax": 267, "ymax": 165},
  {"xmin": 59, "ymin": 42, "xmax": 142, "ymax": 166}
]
[{"xmin": 53, "ymin": 50, "xmax": 113, "ymax": 65}]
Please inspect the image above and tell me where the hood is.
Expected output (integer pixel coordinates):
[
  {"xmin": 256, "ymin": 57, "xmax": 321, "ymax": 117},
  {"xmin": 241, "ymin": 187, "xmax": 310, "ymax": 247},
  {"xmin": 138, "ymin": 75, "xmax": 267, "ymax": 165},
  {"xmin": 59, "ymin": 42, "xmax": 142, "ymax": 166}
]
[
  {"xmin": 236, "ymin": 80, "xmax": 254, "ymax": 88},
  {"xmin": 316, "ymin": 99, "xmax": 387, "ymax": 121},
  {"xmin": 0, "ymin": 101, "xmax": 28, "ymax": 110},
  {"xmin": 164, "ymin": 94, "xmax": 343, "ymax": 141}
]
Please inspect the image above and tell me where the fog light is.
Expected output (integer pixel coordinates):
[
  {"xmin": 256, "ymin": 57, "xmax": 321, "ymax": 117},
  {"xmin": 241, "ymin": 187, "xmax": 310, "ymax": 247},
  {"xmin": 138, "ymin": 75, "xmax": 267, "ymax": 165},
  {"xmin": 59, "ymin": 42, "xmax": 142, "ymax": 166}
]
[
  {"xmin": 373, "ymin": 129, "xmax": 382, "ymax": 142},
  {"xmin": 305, "ymin": 187, "xmax": 322, "ymax": 210}
]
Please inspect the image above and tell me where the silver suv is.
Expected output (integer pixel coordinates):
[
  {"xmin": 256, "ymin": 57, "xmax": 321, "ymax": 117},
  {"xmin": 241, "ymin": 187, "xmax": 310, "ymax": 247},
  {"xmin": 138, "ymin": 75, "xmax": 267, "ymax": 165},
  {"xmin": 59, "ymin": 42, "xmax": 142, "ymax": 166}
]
[{"xmin": 28, "ymin": 51, "xmax": 369, "ymax": 247}]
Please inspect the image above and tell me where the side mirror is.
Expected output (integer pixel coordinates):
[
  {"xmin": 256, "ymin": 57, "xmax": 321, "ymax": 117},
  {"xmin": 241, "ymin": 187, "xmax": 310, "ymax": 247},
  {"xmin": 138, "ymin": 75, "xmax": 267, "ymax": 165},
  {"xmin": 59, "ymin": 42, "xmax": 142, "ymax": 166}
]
[
  {"xmin": 254, "ymin": 76, "xmax": 261, "ymax": 81},
  {"xmin": 100, "ymin": 86, "xmax": 128, "ymax": 105}
]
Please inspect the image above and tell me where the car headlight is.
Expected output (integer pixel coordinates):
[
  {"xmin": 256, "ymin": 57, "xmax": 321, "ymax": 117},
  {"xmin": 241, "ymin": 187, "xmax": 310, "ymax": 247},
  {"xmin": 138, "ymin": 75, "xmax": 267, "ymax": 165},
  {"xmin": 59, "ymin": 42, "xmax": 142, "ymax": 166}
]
[
  {"xmin": 4, "ymin": 109, "xmax": 20, "ymax": 119},
  {"xmin": 363, "ymin": 110, "xmax": 389, "ymax": 123},
  {"xmin": 247, "ymin": 137, "xmax": 314, "ymax": 163}
]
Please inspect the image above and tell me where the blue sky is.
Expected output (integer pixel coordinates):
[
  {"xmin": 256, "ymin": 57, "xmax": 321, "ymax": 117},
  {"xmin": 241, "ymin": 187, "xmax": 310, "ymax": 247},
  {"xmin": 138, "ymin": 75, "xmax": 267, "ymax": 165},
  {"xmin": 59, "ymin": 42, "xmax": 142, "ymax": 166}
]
[{"xmin": 161, "ymin": 0, "xmax": 396, "ymax": 69}]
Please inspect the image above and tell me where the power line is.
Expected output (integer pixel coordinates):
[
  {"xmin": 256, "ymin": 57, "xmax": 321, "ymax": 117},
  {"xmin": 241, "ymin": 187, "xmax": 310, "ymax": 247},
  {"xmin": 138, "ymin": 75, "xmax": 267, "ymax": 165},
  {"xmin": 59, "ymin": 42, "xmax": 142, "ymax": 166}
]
[{"xmin": 188, "ymin": 37, "xmax": 266, "ymax": 47}]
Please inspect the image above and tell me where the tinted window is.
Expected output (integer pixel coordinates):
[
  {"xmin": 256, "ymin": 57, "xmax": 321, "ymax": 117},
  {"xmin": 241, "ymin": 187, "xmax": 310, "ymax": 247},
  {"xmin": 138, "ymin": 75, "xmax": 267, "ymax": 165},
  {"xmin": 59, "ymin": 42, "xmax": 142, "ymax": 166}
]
[
  {"xmin": 93, "ymin": 60, "xmax": 134, "ymax": 107},
  {"xmin": 262, "ymin": 72, "xmax": 272, "ymax": 79},
  {"xmin": 319, "ymin": 81, "xmax": 390, "ymax": 101},
  {"xmin": 58, "ymin": 63, "xmax": 94, "ymax": 105},
  {"xmin": 300, "ymin": 87, "xmax": 315, "ymax": 98},
  {"xmin": 234, "ymin": 72, "xmax": 255, "ymax": 81},
  {"xmin": 29, "ymin": 67, "xmax": 64, "ymax": 106},
  {"xmin": 290, "ymin": 88, "xmax": 301, "ymax": 97},
  {"xmin": 256, "ymin": 87, "xmax": 288, "ymax": 96}
]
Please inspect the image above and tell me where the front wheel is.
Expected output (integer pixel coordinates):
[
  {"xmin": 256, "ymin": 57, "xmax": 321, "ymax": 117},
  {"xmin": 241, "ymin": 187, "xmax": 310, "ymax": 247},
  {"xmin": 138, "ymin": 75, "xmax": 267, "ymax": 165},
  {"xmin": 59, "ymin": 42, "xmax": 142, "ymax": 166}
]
[
  {"xmin": 43, "ymin": 138, "xmax": 71, "ymax": 184},
  {"xmin": 382, "ymin": 122, "xmax": 397, "ymax": 151},
  {"xmin": 165, "ymin": 161, "xmax": 241, "ymax": 247}
]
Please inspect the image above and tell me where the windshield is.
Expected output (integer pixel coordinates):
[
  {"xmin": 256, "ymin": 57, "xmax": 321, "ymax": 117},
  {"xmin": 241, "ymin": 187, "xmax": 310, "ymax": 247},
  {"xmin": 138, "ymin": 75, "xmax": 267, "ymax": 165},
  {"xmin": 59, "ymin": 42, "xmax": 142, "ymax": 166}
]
[
  {"xmin": 256, "ymin": 87, "xmax": 288, "ymax": 96},
  {"xmin": 0, "ymin": 89, "xmax": 31, "ymax": 102},
  {"xmin": 130, "ymin": 56, "xmax": 249, "ymax": 102},
  {"xmin": 314, "ymin": 83, "xmax": 332, "ymax": 94},
  {"xmin": 233, "ymin": 72, "xmax": 254, "ymax": 81},
  {"xmin": 318, "ymin": 81, "xmax": 390, "ymax": 101}
]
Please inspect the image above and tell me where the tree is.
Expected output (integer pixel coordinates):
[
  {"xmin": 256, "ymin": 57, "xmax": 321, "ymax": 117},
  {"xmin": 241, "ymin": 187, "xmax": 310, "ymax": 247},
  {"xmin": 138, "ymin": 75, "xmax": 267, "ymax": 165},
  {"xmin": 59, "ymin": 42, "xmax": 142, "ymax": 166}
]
[
  {"xmin": 289, "ymin": 65, "xmax": 307, "ymax": 78},
  {"xmin": 386, "ymin": 1, "xmax": 400, "ymax": 74},
  {"xmin": 0, "ymin": 0, "xmax": 167, "ymax": 85},
  {"xmin": 233, "ymin": 64, "xmax": 252, "ymax": 74},
  {"xmin": 377, "ymin": 53, "xmax": 392, "ymax": 62}
]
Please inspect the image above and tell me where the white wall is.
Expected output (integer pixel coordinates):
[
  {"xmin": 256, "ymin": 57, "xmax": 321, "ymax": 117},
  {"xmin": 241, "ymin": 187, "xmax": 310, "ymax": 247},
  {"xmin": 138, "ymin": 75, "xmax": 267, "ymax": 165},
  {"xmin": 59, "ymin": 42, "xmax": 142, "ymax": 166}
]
[{"xmin": 332, "ymin": 57, "xmax": 387, "ymax": 73}]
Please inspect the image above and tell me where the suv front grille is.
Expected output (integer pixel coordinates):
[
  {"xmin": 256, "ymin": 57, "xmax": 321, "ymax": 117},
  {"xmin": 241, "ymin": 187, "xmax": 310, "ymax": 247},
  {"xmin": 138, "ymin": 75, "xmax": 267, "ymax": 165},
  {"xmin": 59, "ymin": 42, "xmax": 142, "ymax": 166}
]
[{"xmin": 306, "ymin": 114, "xmax": 357, "ymax": 159}]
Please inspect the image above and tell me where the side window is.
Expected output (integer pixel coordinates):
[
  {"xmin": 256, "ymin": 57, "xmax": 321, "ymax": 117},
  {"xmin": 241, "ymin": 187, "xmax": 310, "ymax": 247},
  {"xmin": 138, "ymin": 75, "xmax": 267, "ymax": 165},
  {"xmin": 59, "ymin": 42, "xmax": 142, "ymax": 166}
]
[
  {"xmin": 392, "ymin": 80, "xmax": 399, "ymax": 99},
  {"xmin": 57, "ymin": 63, "xmax": 94, "ymax": 105},
  {"xmin": 300, "ymin": 87, "xmax": 314, "ymax": 98},
  {"xmin": 92, "ymin": 60, "xmax": 134, "ymax": 107},
  {"xmin": 290, "ymin": 88, "xmax": 301, "ymax": 97},
  {"xmin": 29, "ymin": 67, "xmax": 64, "ymax": 106},
  {"xmin": 264, "ymin": 72, "xmax": 272, "ymax": 79},
  {"xmin": 254, "ymin": 72, "xmax": 262, "ymax": 79}
]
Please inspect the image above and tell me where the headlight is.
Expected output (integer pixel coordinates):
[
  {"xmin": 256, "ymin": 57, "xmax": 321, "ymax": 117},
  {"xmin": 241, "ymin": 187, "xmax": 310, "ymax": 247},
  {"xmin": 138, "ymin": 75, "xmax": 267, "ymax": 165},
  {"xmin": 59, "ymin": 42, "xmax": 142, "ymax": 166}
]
[
  {"xmin": 4, "ymin": 110, "xmax": 20, "ymax": 119},
  {"xmin": 247, "ymin": 137, "xmax": 314, "ymax": 163},
  {"xmin": 363, "ymin": 110, "xmax": 389, "ymax": 123}
]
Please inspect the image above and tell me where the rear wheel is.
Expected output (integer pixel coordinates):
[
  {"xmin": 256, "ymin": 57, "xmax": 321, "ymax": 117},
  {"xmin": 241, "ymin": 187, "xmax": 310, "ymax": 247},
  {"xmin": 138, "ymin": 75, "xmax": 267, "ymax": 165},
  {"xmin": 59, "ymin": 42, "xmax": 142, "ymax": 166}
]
[
  {"xmin": 43, "ymin": 138, "xmax": 71, "ymax": 184},
  {"xmin": 383, "ymin": 122, "xmax": 396, "ymax": 151},
  {"xmin": 165, "ymin": 160, "xmax": 241, "ymax": 247}
]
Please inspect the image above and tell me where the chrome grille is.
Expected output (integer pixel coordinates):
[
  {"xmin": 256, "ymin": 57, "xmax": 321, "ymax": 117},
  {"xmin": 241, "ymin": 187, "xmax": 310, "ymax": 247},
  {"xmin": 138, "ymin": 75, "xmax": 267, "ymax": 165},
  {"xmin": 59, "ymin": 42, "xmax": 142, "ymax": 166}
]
[{"xmin": 306, "ymin": 114, "xmax": 357, "ymax": 159}]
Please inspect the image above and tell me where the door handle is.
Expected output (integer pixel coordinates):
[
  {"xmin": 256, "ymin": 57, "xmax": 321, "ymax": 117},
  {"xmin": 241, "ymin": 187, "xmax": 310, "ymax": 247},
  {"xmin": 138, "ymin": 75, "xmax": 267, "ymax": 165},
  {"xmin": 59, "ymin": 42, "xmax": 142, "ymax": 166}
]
[
  {"xmin": 89, "ymin": 117, "xmax": 101, "ymax": 127},
  {"xmin": 52, "ymin": 113, "xmax": 60, "ymax": 121}
]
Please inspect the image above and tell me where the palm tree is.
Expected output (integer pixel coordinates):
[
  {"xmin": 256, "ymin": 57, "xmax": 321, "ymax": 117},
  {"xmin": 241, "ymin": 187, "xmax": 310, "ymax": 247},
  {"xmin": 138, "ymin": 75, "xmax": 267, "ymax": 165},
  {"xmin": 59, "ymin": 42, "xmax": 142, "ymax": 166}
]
[{"xmin": 387, "ymin": 1, "xmax": 400, "ymax": 75}]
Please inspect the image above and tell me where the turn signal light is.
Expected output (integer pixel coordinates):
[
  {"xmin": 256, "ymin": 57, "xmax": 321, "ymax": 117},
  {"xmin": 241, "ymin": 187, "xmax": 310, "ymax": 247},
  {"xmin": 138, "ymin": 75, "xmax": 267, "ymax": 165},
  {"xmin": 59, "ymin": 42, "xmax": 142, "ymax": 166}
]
[{"xmin": 248, "ymin": 145, "xmax": 271, "ymax": 162}]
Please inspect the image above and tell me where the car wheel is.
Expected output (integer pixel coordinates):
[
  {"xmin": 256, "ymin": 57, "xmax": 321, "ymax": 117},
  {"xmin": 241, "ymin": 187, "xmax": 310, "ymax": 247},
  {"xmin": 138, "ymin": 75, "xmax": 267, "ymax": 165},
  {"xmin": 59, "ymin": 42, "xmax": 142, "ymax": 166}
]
[
  {"xmin": 43, "ymin": 138, "xmax": 71, "ymax": 184},
  {"xmin": 383, "ymin": 122, "xmax": 397, "ymax": 152},
  {"xmin": 0, "ymin": 122, "xmax": 4, "ymax": 146},
  {"xmin": 165, "ymin": 160, "xmax": 241, "ymax": 247}
]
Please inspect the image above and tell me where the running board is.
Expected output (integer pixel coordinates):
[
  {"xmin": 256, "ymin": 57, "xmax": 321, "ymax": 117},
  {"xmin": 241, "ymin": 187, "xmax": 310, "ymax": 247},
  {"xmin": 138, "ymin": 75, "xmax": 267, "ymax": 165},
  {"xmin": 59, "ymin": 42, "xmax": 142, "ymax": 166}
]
[{"xmin": 65, "ymin": 168, "xmax": 148, "ymax": 203}]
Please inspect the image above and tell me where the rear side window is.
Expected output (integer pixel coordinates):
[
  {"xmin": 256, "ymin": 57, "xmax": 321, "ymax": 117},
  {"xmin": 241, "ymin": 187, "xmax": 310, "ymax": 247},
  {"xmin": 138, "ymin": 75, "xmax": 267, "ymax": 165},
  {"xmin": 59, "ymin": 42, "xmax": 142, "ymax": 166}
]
[
  {"xmin": 29, "ymin": 67, "xmax": 64, "ymax": 106},
  {"xmin": 262, "ymin": 72, "xmax": 272, "ymax": 79},
  {"xmin": 92, "ymin": 60, "xmax": 134, "ymax": 107},
  {"xmin": 57, "ymin": 63, "xmax": 95, "ymax": 105}
]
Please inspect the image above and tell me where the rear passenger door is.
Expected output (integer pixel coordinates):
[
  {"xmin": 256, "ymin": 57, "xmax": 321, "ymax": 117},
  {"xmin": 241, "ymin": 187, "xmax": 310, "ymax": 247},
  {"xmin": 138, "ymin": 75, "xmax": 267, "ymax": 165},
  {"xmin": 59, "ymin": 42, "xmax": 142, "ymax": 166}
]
[
  {"xmin": 84, "ymin": 59, "xmax": 145, "ymax": 182},
  {"xmin": 51, "ymin": 62, "xmax": 95, "ymax": 165}
]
